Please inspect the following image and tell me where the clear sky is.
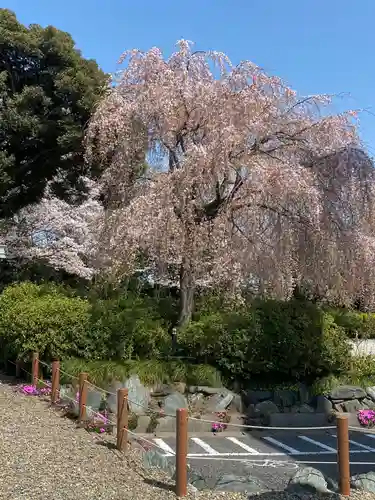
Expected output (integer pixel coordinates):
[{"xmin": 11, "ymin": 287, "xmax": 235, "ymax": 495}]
[{"xmin": 4, "ymin": 0, "xmax": 375, "ymax": 153}]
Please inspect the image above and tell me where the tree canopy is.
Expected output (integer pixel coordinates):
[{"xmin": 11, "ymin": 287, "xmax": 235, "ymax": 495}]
[
  {"xmin": 0, "ymin": 9, "xmax": 108, "ymax": 218},
  {"xmin": 87, "ymin": 40, "xmax": 375, "ymax": 325}
]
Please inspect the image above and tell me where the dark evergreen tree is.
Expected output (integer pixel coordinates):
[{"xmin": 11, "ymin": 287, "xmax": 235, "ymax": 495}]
[{"xmin": 0, "ymin": 9, "xmax": 108, "ymax": 217}]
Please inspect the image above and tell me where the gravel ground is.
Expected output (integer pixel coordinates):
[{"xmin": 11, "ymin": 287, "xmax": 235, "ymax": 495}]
[
  {"xmin": 0, "ymin": 378, "xmax": 248, "ymax": 499},
  {"xmin": 0, "ymin": 378, "xmax": 375, "ymax": 500}
]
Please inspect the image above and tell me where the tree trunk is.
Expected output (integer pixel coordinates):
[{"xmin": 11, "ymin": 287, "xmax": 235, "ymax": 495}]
[{"xmin": 178, "ymin": 257, "xmax": 195, "ymax": 328}]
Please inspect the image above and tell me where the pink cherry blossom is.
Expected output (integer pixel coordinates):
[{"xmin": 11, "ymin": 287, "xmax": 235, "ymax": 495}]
[
  {"xmin": 85, "ymin": 40, "xmax": 375, "ymax": 323},
  {"xmin": 8, "ymin": 39, "xmax": 370, "ymax": 325},
  {"xmin": 1, "ymin": 178, "xmax": 103, "ymax": 279}
]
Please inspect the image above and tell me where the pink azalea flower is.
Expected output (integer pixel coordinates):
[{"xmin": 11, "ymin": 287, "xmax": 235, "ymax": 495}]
[
  {"xmin": 358, "ymin": 409, "xmax": 375, "ymax": 427},
  {"xmin": 22, "ymin": 385, "xmax": 38, "ymax": 395}
]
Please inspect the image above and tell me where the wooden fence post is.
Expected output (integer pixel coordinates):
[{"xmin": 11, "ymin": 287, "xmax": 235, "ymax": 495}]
[
  {"xmin": 176, "ymin": 408, "xmax": 188, "ymax": 497},
  {"xmin": 337, "ymin": 414, "xmax": 350, "ymax": 496},
  {"xmin": 51, "ymin": 360, "xmax": 60, "ymax": 404},
  {"xmin": 78, "ymin": 372, "xmax": 88, "ymax": 423},
  {"xmin": 32, "ymin": 352, "xmax": 39, "ymax": 387},
  {"xmin": 15, "ymin": 359, "xmax": 21, "ymax": 378},
  {"xmin": 116, "ymin": 388, "xmax": 128, "ymax": 452}
]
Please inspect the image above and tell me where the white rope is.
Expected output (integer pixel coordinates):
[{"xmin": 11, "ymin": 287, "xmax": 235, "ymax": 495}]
[
  {"xmin": 16, "ymin": 358, "xmax": 340, "ymax": 431},
  {"xmin": 349, "ymin": 425, "xmax": 375, "ymax": 433},
  {"xmin": 187, "ymin": 414, "xmax": 336, "ymax": 430},
  {"xmin": 8, "ymin": 360, "xmax": 50, "ymax": 386},
  {"xmin": 9, "ymin": 363, "xmax": 174, "ymax": 456},
  {"xmin": 52, "ymin": 392, "xmax": 174, "ymax": 455},
  {"xmin": 126, "ymin": 427, "xmax": 176, "ymax": 455},
  {"xmin": 38, "ymin": 360, "xmax": 175, "ymax": 416},
  {"xmin": 38, "ymin": 360, "xmax": 79, "ymax": 381}
]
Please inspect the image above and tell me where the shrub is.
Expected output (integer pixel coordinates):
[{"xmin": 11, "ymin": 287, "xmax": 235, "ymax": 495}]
[
  {"xmin": 0, "ymin": 281, "xmax": 354, "ymax": 388},
  {"xmin": 311, "ymin": 356, "xmax": 375, "ymax": 393},
  {"xmin": 180, "ymin": 299, "xmax": 351, "ymax": 385},
  {"xmin": 88, "ymin": 293, "xmax": 170, "ymax": 360},
  {"xmin": 347, "ymin": 356, "xmax": 375, "ymax": 386},
  {"xmin": 331, "ymin": 309, "xmax": 375, "ymax": 339},
  {"xmin": 0, "ymin": 282, "xmax": 91, "ymax": 361},
  {"xmin": 61, "ymin": 357, "xmax": 222, "ymax": 387},
  {"xmin": 250, "ymin": 301, "xmax": 350, "ymax": 380}
]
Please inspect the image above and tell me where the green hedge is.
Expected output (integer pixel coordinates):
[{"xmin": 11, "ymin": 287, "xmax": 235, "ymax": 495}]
[
  {"xmin": 330, "ymin": 309, "xmax": 375, "ymax": 338},
  {"xmin": 180, "ymin": 299, "xmax": 351, "ymax": 384},
  {"xmin": 0, "ymin": 282, "xmax": 356, "ymax": 385},
  {"xmin": 88, "ymin": 294, "xmax": 170, "ymax": 360},
  {"xmin": 0, "ymin": 282, "xmax": 172, "ymax": 363},
  {"xmin": 0, "ymin": 282, "xmax": 91, "ymax": 361}
]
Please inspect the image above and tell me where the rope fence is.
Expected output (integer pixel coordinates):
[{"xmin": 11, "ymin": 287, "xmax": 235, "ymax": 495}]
[{"xmin": 6, "ymin": 352, "xmax": 358, "ymax": 497}]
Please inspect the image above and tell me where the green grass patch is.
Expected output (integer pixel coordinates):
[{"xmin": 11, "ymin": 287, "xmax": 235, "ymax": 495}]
[
  {"xmin": 311, "ymin": 356, "xmax": 375, "ymax": 395},
  {"xmin": 60, "ymin": 357, "xmax": 222, "ymax": 388}
]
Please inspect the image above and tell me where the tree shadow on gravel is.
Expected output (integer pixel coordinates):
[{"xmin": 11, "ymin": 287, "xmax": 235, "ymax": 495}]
[
  {"xmin": 247, "ymin": 488, "xmax": 341, "ymax": 499},
  {"xmin": 143, "ymin": 478, "xmax": 175, "ymax": 493},
  {"xmin": 0, "ymin": 372, "xmax": 22, "ymax": 386},
  {"xmin": 95, "ymin": 440, "xmax": 117, "ymax": 450}
]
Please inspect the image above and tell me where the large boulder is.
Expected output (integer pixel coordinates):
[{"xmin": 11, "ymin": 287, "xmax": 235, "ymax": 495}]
[
  {"xmin": 343, "ymin": 399, "xmax": 363, "ymax": 413},
  {"xmin": 164, "ymin": 392, "xmax": 188, "ymax": 415},
  {"xmin": 106, "ymin": 376, "xmax": 151, "ymax": 415},
  {"xmin": 105, "ymin": 381, "xmax": 123, "ymax": 413},
  {"xmin": 254, "ymin": 400, "xmax": 279, "ymax": 416},
  {"xmin": 125, "ymin": 375, "xmax": 151, "ymax": 414},
  {"xmin": 173, "ymin": 382, "xmax": 186, "ymax": 394},
  {"xmin": 85, "ymin": 389, "xmax": 104, "ymax": 419},
  {"xmin": 363, "ymin": 397, "xmax": 375, "ymax": 410},
  {"xmin": 273, "ymin": 389, "xmax": 297, "ymax": 408},
  {"xmin": 59, "ymin": 384, "xmax": 76, "ymax": 404},
  {"xmin": 316, "ymin": 395, "xmax": 333, "ymax": 413},
  {"xmin": 298, "ymin": 383, "xmax": 310, "ymax": 405},
  {"xmin": 188, "ymin": 386, "xmax": 222, "ymax": 395},
  {"xmin": 135, "ymin": 415, "xmax": 152, "ymax": 433},
  {"xmin": 172, "ymin": 467, "xmax": 208, "ymax": 491},
  {"xmin": 143, "ymin": 448, "xmax": 175, "ymax": 476},
  {"xmin": 351, "ymin": 472, "xmax": 375, "ymax": 493},
  {"xmin": 59, "ymin": 385, "xmax": 79, "ymax": 416},
  {"xmin": 246, "ymin": 404, "xmax": 257, "ymax": 417},
  {"xmin": 333, "ymin": 402, "xmax": 345, "ymax": 412},
  {"xmin": 155, "ymin": 416, "xmax": 177, "ymax": 432},
  {"xmin": 366, "ymin": 387, "xmax": 375, "ymax": 401},
  {"xmin": 231, "ymin": 393, "xmax": 245, "ymax": 413},
  {"xmin": 329, "ymin": 385, "xmax": 366, "ymax": 401},
  {"xmin": 291, "ymin": 403, "xmax": 315, "ymax": 414},
  {"xmin": 215, "ymin": 391, "xmax": 234, "ymax": 411},
  {"xmin": 244, "ymin": 390, "xmax": 273, "ymax": 405},
  {"xmin": 151, "ymin": 384, "xmax": 173, "ymax": 397},
  {"xmin": 207, "ymin": 391, "xmax": 234, "ymax": 412},
  {"xmin": 288, "ymin": 467, "xmax": 329, "ymax": 493}
]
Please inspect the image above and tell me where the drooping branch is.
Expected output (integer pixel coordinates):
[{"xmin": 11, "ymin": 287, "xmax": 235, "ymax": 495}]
[{"xmin": 86, "ymin": 39, "xmax": 375, "ymax": 315}]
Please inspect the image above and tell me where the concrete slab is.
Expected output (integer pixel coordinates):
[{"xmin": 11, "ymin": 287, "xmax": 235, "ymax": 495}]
[{"xmin": 269, "ymin": 412, "xmax": 330, "ymax": 428}]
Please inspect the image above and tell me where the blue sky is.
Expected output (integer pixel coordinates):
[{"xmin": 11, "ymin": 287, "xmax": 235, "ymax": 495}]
[{"xmin": 4, "ymin": 0, "xmax": 375, "ymax": 153}]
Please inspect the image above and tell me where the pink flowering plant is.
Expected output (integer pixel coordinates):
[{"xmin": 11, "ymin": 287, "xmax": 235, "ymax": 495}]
[
  {"xmin": 72, "ymin": 393, "xmax": 112, "ymax": 434},
  {"xmin": 211, "ymin": 421, "xmax": 226, "ymax": 433},
  {"xmin": 85, "ymin": 410, "xmax": 112, "ymax": 434},
  {"xmin": 17, "ymin": 382, "xmax": 52, "ymax": 397},
  {"xmin": 211, "ymin": 411, "xmax": 230, "ymax": 433},
  {"xmin": 357, "ymin": 409, "xmax": 375, "ymax": 427},
  {"xmin": 21, "ymin": 385, "xmax": 39, "ymax": 396}
]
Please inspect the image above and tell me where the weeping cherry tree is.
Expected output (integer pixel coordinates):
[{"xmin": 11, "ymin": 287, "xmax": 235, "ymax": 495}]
[{"xmin": 86, "ymin": 40, "xmax": 375, "ymax": 326}]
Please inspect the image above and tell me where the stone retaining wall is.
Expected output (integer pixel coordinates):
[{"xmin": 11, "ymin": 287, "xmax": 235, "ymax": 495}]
[{"xmin": 58, "ymin": 375, "xmax": 375, "ymax": 433}]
